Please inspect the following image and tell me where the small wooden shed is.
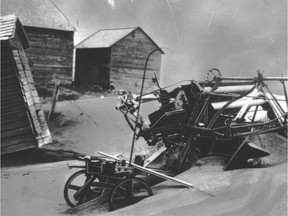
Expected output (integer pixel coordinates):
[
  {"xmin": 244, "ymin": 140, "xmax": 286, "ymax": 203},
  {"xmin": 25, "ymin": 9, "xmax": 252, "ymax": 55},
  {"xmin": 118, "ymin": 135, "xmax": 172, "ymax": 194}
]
[
  {"xmin": 1, "ymin": 15, "xmax": 52, "ymax": 155},
  {"xmin": 1, "ymin": 0, "xmax": 75, "ymax": 95},
  {"xmin": 75, "ymin": 27, "xmax": 163, "ymax": 93}
]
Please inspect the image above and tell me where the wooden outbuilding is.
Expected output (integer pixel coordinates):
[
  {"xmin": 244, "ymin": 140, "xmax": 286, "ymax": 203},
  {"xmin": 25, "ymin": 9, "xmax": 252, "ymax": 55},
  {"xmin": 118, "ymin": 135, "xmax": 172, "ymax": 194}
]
[
  {"xmin": 1, "ymin": 0, "xmax": 75, "ymax": 95},
  {"xmin": 75, "ymin": 27, "xmax": 163, "ymax": 93},
  {"xmin": 1, "ymin": 15, "xmax": 52, "ymax": 155}
]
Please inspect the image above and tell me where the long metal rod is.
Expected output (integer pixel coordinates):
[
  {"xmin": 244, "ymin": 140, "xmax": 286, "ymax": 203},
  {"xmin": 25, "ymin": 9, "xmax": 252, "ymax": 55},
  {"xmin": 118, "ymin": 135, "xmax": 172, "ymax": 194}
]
[
  {"xmin": 97, "ymin": 151, "xmax": 194, "ymax": 188},
  {"xmin": 129, "ymin": 48, "xmax": 163, "ymax": 165},
  {"xmin": 220, "ymin": 77, "xmax": 288, "ymax": 81},
  {"xmin": 203, "ymin": 85, "xmax": 254, "ymax": 93}
]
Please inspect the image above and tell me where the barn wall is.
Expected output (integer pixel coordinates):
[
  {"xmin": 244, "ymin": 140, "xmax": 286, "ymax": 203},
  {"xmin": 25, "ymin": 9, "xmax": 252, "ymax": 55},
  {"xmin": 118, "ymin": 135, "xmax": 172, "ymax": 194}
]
[
  {"xmin": 24, "ymin": 26, "xmax": 74, "ymax": 95},
  {"xmin": 110, "ymin": 28, "xmax": 162, "ymax": 93},
  {"xmin": 75, "ymin": 48, "xmax": 111, "ymax": 88},
  {"xmin": 1, "ymin": 40, "xmax": 37, "ymax": 154}
]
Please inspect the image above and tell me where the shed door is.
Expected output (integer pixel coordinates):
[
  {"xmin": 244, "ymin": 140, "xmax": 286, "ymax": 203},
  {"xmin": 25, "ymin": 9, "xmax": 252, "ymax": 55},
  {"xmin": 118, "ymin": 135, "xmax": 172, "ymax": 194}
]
[
  {"xmin": 75, "ymin": 48, "xmax": 111, "ymax": 89},
  {"xmin": 1, "ymin": 43, "xmax": 37, "ymax": 154}
]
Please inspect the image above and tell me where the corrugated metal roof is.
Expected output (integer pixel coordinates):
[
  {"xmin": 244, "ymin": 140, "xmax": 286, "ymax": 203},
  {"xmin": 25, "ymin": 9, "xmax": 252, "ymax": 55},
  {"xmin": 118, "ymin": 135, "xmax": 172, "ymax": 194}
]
[
  {"xmin": 75, "ymin": 27, "xmax": 137, "ymax": 48},
  {"xmin": 0, "ymin": 14, "xmax": 29, "ymax": 49},
  {"xmin": 1, "ymin": 0, "xmax": 75, "ymax": 31}
]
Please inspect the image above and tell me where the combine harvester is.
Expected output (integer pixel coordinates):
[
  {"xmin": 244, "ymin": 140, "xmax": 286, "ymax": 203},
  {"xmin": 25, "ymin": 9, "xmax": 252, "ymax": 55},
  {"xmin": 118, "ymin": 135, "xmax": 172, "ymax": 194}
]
[
  {"xmin": 64, "ymin": 46, "xmax": 287, "ymax": 212},
  {"xmin": 64, "ymin": 65, "xmax": 287, "ymax": 212},
  {"xmin": 117, "ymin": 68, "xmax": 287, "ymax": 174}
]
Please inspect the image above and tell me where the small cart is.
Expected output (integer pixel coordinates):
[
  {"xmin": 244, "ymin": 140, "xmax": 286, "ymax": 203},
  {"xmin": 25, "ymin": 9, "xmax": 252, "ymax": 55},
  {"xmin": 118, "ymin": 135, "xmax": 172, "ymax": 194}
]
[{"xmin": 64, "ymin": 155, "xmax": 153, "ymax": 210}]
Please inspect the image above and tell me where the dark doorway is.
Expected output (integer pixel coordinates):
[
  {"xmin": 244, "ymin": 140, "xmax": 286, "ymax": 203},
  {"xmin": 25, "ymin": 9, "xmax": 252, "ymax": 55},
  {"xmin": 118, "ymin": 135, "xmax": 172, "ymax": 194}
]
[{"xmin": 75, "ymin": 48, "xmax": 111, "ymax": 89}]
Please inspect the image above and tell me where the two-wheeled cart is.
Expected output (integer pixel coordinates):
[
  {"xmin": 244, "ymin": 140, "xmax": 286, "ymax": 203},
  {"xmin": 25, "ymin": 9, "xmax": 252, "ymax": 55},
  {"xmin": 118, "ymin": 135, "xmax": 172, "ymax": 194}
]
[
  {"xmin": 64, "ymin": 151, "xmax": 193, "ymax": 210},
  {"xmin": 64, "ymin": 154, "xmax": 153, "ymax": 210}
]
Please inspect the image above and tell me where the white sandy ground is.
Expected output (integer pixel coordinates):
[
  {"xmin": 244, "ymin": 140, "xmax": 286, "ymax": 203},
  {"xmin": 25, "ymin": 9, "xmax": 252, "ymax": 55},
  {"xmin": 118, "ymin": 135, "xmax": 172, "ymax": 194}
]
[
  {"xmin": 1, "ymin": 161, "xmax": 287, "ymax": 216},
  {"xmin": 41, "ymin": 97, "xmax": 159, "ymax": 156},
  {"xmin": 1, "ymin": 97, "xmax": 287, "ymax": 216},
  {"xmin": 108, "ymin": 163, "xmax": 287, "ymax": 216}
]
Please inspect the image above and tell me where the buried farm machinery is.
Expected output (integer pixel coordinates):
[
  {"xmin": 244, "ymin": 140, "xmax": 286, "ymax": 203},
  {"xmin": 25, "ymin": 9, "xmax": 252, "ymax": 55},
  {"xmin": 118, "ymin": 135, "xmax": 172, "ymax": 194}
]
[
  {"xmin": 64, "ymin": 68, "xmax": 287, "ymax": 212},
  {"xmin": 117, "ymin": 69, "xmax": 288, "ymax": 174}
]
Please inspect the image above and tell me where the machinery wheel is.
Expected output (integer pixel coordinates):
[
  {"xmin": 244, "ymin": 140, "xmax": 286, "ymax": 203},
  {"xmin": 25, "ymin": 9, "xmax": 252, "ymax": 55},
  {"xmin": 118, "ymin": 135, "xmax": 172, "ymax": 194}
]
[
  {"xmin": 109, "ymin": 177, "xmax": 152, "ymax": 211},
  {"xmin": 64, "ymin": 170, "xmax": 103, "ymax": 208}
]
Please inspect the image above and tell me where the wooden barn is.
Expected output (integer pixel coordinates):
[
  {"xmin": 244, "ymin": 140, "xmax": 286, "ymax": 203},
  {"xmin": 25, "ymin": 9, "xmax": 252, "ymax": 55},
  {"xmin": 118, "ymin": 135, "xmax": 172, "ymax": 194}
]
[
  {"xmin": 1, "ymin": 15, "xmax": 52, "ymax": 155},
  {"xmin": 75, "ymin": 27, "xmax": 163, "ymax": 93},
  {"xmin": 1, "ymin": 0, "xmax": 75, "ymax": 95}
]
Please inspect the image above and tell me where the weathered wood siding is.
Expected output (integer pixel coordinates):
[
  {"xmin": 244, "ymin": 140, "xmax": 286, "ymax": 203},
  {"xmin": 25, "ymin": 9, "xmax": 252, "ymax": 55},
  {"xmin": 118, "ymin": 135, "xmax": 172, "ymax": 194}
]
[
  {"xmin": 24, "ymin": 26, "xmax": 74, "ymax": 95},
  {"xmin": 1, "ymin": 32, "xmax": 52, "ymax": 154},
  {"xmin": 110, "ymin": 29, "xmax": 162, "ymax": 93},
  {"xmin": 1, "ymin": 40, "xmax": 37, "ymax": 154},
  {"xmin": 75, "ymin": 48, "xmax": 111, "ymax": 88}
]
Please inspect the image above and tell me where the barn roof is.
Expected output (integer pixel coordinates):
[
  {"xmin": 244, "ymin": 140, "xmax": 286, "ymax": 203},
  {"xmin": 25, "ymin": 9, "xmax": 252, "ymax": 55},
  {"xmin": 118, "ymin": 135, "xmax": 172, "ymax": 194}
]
[
  {"xmin": 0, "ymin": 14, "xmax": 29, "ymax": 49},
  {"xmin": 75, "ymin": 26, "xmax": 163, "ymax": 53},
  {"xmin": 1, "ymin": 0, "xmax": 75, "ymax": 31}
]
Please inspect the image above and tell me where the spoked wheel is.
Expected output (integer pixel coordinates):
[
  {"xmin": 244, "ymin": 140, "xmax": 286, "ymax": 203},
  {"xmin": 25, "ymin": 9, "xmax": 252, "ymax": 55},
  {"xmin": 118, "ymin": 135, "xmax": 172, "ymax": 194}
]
[
  {"xmin": 109, "ymin": 177, "xmax": 152, "ymax": 211},
  {"xmin": 64, "ymin": 170, "xmax": 104, "ymax": 208}
]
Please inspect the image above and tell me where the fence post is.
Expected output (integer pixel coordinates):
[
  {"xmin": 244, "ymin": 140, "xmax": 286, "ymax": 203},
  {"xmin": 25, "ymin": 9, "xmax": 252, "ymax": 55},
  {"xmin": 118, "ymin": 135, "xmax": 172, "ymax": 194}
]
[{"xmin": 48, "ymin": 79, "xmax": 61, "ymax": 120}]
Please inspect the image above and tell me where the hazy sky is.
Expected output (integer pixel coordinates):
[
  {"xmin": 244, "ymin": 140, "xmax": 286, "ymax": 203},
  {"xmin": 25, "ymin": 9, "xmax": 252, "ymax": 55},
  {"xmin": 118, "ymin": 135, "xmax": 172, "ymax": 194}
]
[{"xmin": 54, "ymin": 0, "xmax": 287, "ymax": 88}]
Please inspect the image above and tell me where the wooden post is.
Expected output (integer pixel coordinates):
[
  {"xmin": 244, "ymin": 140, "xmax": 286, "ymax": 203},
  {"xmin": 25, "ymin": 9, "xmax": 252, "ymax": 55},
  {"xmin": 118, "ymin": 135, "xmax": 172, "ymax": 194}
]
[{"xmin": 48, "ymin": 79, "xmax": 60, "ymax": 120}]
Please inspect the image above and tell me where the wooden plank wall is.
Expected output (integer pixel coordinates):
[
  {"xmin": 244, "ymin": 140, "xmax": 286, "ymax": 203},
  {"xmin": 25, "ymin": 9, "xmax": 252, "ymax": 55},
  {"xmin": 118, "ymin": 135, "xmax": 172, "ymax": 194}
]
[
  {"xmin": 11, "ymin": 33, "xmax": 52, "ymax": 148},
  {"xmin": 110, "ymin": 28, "xmax": 162, "ymax": 94},
  {"xmin": 1, "ymin": 41, "xmax": 37, "ymax": 154},
  {"xmin": 1, "ymin": 34, "xmax": 52, "ymax": 154},
  {"xmin": 24, "ymin": 26, "xmax": 74, "ymax": 95}
]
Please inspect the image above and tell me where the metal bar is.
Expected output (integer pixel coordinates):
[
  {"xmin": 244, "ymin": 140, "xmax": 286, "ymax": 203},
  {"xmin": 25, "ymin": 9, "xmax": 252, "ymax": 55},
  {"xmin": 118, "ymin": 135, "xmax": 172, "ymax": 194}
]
[
  {"xmin": 251, "ymin": 105, "xmax": 259, "ymax": 122},
  {"xmin": 97, "ymin": 151, "xmax": 194, "ymax": 188},
  {"xmin": 265, "ymin": 77, "xmax": 288, "ymax": 81},
  {"xmin": 129, "ymin": 48, "xmax": 163, "ymax": 165},
  {"xmin": 199, "ymin": 81, "xmax": 255, "ymax": 86},
  {"xmin": 220, "ymin": 77, "xmax": 255, "ymax": 81},
  {"xmin": 220, "ymin": 77, "xmax": 288, "ymax": 81},
  {"xmin": 203, "ymin": 85, "xmax": 254, "ymax": 93},
  {"xmin": 212, "ymin": 98, "xmax": 266, "ymax": 110}
]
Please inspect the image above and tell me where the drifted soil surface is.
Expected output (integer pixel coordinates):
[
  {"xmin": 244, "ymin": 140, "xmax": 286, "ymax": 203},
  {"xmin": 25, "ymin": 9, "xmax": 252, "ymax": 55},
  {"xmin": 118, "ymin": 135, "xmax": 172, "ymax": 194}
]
[
  {"xmin": 1, "ymin": 160, "xmax": 287, "ymax": 216},
  {"xmin": 1, "ymin": 97, "xmax": 287, "ymax": 216},
  {"xmin": 41, "ymin": 96, "xmax": 158, "ymax": 157}
]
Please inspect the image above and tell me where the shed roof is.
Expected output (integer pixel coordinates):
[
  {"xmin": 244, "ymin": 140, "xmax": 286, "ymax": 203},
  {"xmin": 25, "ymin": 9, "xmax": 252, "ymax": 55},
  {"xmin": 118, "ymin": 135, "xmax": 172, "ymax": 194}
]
[
  {"xmin": 0, "ymin": 14, "xmax": 29, "ymax": 49},
  {"xmin": 1, "ymin": 0, "xmax": 75, "ymax": 31},
  {"xmin": 75, "ymin": 26, "xmax": 163, "ymax": 53}
]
